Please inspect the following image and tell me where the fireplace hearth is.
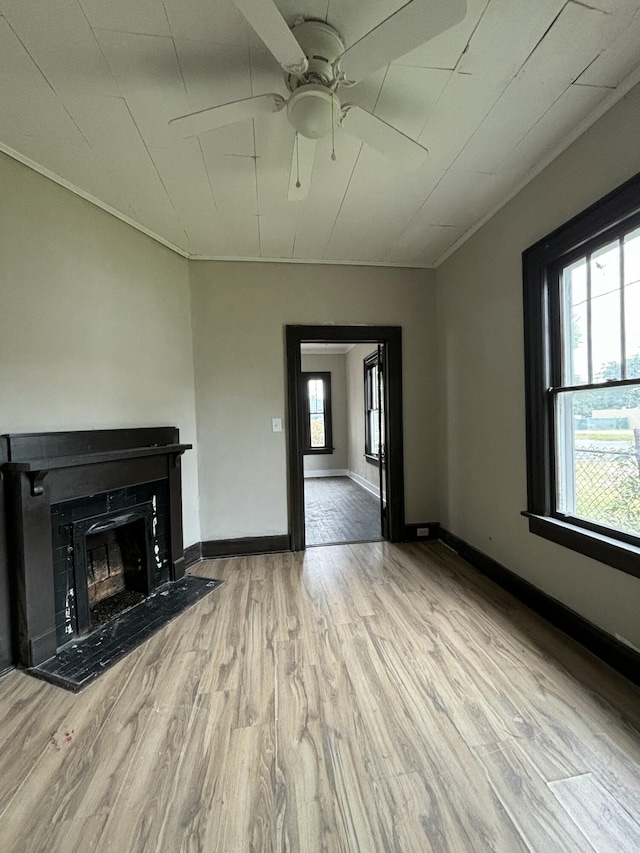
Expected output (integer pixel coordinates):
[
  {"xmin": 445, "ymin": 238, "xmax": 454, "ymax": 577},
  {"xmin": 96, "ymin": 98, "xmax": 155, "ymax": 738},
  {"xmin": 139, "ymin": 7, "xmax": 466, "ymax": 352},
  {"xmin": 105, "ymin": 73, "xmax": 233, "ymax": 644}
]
[{"xmin": 1, "ymin": 428, "xmax": 197, "ymax": 675}]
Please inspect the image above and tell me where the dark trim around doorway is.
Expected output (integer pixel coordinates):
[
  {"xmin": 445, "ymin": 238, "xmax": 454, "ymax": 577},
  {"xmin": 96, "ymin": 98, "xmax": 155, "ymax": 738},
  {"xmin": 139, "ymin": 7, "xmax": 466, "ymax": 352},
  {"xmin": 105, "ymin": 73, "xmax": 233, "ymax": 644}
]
[{"xmin": 286, "ymin": 325, "xmax": 405, "ymax": 551}]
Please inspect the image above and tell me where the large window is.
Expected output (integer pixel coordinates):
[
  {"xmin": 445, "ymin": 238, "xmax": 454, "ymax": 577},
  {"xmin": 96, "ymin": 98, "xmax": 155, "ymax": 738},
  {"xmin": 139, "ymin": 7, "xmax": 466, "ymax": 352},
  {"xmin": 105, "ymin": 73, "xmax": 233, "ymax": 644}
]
[
  {"xmin": 301, "ymin": 372, "xmax": 333, "ymax": 454},
  {"xmin": 364, "ymin": 351, "xmax": 384, "ymax": 462},
  {"xmin": 523, "ymin": 172, "xmax": 640, "ymax": 579}
]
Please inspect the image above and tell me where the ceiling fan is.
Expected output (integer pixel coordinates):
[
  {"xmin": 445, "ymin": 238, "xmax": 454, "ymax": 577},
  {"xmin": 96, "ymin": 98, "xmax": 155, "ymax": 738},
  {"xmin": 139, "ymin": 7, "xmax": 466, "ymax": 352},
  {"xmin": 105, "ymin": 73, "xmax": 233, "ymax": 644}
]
[{"xmin": 169, "ymin": 0, "xmax": 467, "ymax": 199}]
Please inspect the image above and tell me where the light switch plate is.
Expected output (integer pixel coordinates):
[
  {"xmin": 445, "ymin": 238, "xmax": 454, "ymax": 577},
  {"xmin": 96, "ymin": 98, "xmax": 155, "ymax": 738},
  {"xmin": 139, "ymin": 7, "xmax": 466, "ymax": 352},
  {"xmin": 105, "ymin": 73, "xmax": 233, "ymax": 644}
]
[{"xmin": 272, "ymin": 418, "xmax": 282, "ymax": 432}]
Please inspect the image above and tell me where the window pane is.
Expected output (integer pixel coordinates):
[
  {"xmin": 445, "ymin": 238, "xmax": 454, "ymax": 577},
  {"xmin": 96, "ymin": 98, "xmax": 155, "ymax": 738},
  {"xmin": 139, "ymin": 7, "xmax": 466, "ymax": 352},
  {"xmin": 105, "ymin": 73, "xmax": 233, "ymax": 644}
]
[
  {"xmin": 562, "ymin": 258, "xmax": 588, "ymax": 385},
  {"xmin": 308, "ymin": 379, "xmax": 324, "ymax": 414},
  {"xmin": 556, "ymin": 383, "xmax": 640, "ymax": 536},
  {"xmin": 310, "ymin": 413, "xmax": 325, "ymax": 447},
  {"xmin": 624, "ymin": 225, "xmax": 640, "ymax": 378},
  {"xmin": 372, "ymin": 365, "xmax": 379, "ymax": 409},
  {"xmin": 369, "ymin": 411, "xmax": 379, "ymax": 455},
  {"xmin": 590, "ymin": 241, "xmax": 621, "ymax": 380}
]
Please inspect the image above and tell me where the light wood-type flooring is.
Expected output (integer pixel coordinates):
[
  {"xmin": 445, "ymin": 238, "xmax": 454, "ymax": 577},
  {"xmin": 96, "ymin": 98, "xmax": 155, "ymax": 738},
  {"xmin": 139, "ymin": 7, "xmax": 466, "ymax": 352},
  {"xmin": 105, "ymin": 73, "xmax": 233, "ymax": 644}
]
[
  {"xmin": 305, "ymin": 476, "xmax": 382, "ymax": 545},
  {"xmin": 0, "ymin": 541, "xmax": 639, "ymax": 852}
]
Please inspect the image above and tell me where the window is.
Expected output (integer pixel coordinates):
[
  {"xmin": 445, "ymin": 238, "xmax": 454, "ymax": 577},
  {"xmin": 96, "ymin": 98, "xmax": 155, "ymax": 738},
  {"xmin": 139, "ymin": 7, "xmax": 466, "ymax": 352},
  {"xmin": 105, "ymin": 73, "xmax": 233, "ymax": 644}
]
[
  {"xmin": 301, "ymin": 372, "xmax": 333, "ymax": 454},
  {"xmin": 523, "ymin": 171, "xmax": 640, "ymax": 579},
  {"xmin": 364, "ymin": 351, "xmax": 384, "ymax": 462}
]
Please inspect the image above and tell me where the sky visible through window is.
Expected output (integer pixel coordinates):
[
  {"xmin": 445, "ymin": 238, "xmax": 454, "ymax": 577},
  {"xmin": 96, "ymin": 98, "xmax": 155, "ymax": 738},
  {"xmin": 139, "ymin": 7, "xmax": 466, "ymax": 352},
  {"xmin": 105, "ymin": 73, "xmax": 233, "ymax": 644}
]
[{"xmin": 564, "ymin": 226, "xmax": 640, "ymax": 384}]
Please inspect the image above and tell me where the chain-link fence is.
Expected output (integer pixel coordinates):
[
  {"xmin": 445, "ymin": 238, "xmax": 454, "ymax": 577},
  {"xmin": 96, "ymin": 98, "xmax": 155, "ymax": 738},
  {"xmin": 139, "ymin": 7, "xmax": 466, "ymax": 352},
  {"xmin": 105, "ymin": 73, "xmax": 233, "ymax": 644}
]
[{"xmin": 574, "ymin": 442, "xmax": 640, "ymax": 535}]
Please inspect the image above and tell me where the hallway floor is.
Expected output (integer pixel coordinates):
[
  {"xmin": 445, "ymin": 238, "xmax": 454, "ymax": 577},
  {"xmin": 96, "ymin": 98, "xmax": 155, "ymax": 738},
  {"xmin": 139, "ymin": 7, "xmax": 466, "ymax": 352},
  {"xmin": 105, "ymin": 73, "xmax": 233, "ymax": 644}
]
[{"xmin": 304, "ymin": 475, "xmax": 382, "ymax": 545}]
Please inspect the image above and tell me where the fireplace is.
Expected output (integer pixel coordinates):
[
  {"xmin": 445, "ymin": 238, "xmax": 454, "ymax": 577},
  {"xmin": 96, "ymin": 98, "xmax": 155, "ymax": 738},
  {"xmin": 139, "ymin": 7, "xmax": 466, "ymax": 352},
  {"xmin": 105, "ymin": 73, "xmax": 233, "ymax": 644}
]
[
  {"xmin": 1, "ymin": 428, "xmax": 191, "ymax": 668},
  {"xmin": 50, "ymin": 481, "xmax": 171, "ymax": 646},
  {"xmin": 83, "ymin": 514, "xmax": 149, "ymax": 618},
  {"xmin": 72, "ymin": 502, "xmax": 155, "ymax": 634}
]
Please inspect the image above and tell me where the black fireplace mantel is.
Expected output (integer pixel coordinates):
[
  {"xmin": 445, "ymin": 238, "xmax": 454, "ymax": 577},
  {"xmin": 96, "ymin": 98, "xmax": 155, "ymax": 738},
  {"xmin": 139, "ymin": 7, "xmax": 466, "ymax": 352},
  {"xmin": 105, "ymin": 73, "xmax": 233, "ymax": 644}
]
[{"xmin": 1, "ymin": 427, "xmax": 191, "ymax": 668}]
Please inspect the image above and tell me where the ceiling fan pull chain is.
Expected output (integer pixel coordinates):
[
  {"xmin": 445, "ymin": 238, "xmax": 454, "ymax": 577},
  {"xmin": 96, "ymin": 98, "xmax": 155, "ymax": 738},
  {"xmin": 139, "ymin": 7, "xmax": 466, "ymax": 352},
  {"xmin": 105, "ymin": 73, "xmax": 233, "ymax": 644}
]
[
  {"xmin": 331, "ymin": 104, "xmax": 337, "ymax": 162},
  {"xmin": 295, "ymin": 132, "xmax": 301, "ymax": 188}
]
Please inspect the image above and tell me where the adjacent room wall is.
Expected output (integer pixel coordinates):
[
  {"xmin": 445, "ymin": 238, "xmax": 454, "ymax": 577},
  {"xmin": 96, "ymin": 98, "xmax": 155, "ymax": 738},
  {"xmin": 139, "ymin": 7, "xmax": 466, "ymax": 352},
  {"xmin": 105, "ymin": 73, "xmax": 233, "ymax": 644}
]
[
  {"xmin": 0, "ymin": 153, "xmax": 200, "ymax": 549},
  {"xmin": 436, "ymin": 83, "xmax": 640, "ymax": 647},
  {"xmin": 190, "ymin": 262, "xmax": 437, "ymax": 541},
  {"xmin": 346, "ymin": 343, "xmax": 380, "ymax": 493},
  {"xmin": 301, "ymin": 353, "xmax": 348, "ymax": 475}
]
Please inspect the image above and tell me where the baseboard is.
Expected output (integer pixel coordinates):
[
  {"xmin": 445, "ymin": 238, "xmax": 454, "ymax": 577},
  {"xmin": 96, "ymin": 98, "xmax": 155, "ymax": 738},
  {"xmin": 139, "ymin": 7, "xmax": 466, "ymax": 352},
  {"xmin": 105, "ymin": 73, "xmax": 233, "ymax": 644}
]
[
  {"xmin": 348, "ymin": 470, "xmax": 383, "ymax": 499},
  {"xmin": 438, "ymin": 528, "xmax": 640, "ymax": 689},
  {"xmin": 201, "ymin": 535, "xmax": 291, "ymax": 559},
  {"xmin": 303, "ymin": 469, "xmax": 349, "ymax": 478},
  {"xmin": 184, "ymin": 542, "xmax": 202, "ymax": 568}
]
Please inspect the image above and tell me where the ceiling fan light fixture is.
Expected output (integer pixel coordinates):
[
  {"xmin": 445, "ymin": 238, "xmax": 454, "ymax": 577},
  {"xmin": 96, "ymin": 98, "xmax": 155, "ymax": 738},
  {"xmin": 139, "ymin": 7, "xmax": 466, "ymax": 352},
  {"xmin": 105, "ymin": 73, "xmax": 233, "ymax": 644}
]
[{"xmin": 286, "ymin": 84, "xmax": 340, "ymax": 140}]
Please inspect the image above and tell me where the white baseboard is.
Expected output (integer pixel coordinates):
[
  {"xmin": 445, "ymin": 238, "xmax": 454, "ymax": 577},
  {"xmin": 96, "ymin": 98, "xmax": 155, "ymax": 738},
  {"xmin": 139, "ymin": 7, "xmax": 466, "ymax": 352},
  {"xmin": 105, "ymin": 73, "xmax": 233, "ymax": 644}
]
[
  {"xmin": 303, "ymin": 469, "xmax": 349, "ymax": 479},
  {"xmin": 348, "ymin": 470, "xmax": 382, "ymax": 499}
]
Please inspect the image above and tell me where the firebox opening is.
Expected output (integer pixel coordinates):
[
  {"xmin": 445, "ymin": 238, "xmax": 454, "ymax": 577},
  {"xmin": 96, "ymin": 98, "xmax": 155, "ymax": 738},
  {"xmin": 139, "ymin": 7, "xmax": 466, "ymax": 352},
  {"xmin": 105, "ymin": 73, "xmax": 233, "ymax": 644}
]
[
  {"xmin": 70, "ymin": 502, "xmax": 156, "ymax": 638},
  {"xmin": 85, "ymin": 518, "xmax": 149, "ymax": 629}
]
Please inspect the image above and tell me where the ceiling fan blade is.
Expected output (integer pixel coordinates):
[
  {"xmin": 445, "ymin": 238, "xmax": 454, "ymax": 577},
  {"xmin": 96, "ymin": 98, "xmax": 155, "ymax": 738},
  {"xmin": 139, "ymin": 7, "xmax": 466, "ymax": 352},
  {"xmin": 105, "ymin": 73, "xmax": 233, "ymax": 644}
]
[
  {"xmin": 337, "ymin": 0, "xmax": 467, "ymax": 83},
  {"xmin": 169, "ymin": 93, "xmax": 285, "ymax": 139},
  {"xmin": 232, "ymin": 0, "xmax": 308, "ymax": 73},
  {"xmin": 341, "ymin": 105, "xmax": 428, "ymax": 170},
  {"xmin": 288, "ymin": 134, "xmax": 317, "ymax": 201}
]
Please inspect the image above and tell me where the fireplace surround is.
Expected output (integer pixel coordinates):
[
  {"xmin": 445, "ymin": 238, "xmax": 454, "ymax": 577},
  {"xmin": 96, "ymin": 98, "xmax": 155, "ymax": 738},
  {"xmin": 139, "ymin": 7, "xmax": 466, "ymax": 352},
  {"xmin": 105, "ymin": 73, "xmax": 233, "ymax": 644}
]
[
  {"xmin": 1, "ymin": 427, "xmax": 191, "ymax": 668},
  {"xmin": 52, "ymin": 484, "xmax": 165, "ymax": 645}
]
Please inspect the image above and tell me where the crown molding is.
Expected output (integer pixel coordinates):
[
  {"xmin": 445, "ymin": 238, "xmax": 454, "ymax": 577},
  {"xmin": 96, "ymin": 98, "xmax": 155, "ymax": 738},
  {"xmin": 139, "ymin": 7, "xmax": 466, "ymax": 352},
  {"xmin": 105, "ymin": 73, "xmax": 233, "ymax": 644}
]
[
  {"xmin": 1, "ymin": 140, "xmax": 431, "ymax": 268},
  {"xmin": 188, "ymin": 254, "xmax": 430, "ymax": 268},
  {"xmin": 0, "ymin": 143, "xmax": 190, "ymax": 259}
]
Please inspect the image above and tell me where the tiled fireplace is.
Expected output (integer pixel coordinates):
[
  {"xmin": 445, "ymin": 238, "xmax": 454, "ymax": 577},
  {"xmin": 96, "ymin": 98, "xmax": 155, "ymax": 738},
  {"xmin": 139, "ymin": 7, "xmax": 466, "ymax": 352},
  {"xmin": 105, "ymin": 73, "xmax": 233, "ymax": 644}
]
[
  {"xmin": 51, "ymin": 481, "xmax": 168, "ymax": 646},
  {"xmin": 1, "ymin": 427, "xmax": 190, "ymax": 668}
]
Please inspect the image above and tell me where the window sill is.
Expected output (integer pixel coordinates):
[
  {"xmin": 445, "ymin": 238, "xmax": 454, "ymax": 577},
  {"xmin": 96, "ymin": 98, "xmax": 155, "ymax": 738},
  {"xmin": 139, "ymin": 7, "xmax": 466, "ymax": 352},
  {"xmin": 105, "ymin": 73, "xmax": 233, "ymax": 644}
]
[
  {"xmin": 522, "ymin": 511, "xmax": 640, "ymax": 580},
  {"xmin": 303, "ymin": 448, "xmax": 334, "ymax": 456},
  {"xmin": 364, "ymin": 454, "xmax": 381, "ymax": 467}
]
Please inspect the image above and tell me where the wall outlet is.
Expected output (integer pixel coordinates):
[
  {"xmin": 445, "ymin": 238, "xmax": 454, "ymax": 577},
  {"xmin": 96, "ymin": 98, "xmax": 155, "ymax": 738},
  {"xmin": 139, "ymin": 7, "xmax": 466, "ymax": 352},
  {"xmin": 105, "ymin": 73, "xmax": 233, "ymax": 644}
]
[
  {"xmin": 416, "ymin": 527, "xmax": 430, "ymax": 537},
  {"xmin": 272, "ymin": 418, "xmax": 282, "ymax": 433}
]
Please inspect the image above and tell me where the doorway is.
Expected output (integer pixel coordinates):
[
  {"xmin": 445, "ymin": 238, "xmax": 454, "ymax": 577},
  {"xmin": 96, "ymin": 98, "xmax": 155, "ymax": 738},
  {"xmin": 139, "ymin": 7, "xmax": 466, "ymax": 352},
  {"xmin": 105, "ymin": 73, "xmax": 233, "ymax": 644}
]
[{"xmin": 286, "ymin": 325, "xmax": 405, "ymax": 551}]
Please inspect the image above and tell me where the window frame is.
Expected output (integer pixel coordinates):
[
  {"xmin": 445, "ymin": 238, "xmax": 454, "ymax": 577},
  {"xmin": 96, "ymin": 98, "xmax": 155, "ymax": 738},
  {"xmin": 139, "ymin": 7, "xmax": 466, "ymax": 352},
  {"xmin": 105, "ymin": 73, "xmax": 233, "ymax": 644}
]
[
  {"xmin": 301, "ymin": 371, "xmax": 333, "ymax": 455},
  {"xmin": 522, "ymin": 170, "xmax": 640, "ymax": 581},
  {"xmin": 364, "ymin": 351, "xmax": 383, "ymax": 464}
]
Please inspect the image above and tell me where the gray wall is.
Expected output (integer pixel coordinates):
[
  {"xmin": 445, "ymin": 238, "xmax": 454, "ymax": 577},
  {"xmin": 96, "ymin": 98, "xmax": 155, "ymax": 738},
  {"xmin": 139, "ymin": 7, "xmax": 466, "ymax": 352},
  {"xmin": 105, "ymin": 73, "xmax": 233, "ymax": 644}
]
[
  {"xmin": 190, "ymin": 261, "xmax": 438, "ymax": 540},
  {"xmin": 0, "ymin": 153, "xmax": 200, "ymax": 547},
  {"xmin": 301, "ymin": 353, "xmax": 348, "ymax": 475},
  {"xmin": 436, "ymin": 83, "xmax": 640, "ymax": 648}
]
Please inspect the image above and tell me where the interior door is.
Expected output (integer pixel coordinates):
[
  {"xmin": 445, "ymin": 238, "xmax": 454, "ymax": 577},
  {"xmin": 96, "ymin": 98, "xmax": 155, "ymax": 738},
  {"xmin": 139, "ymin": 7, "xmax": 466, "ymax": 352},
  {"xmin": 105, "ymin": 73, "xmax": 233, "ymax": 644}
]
[
  {"xmin": 286, "ymin": 325, "xmax": 405, "ymax": 550},
  {"xmin": 377, "ymin": 343, "xmax": 388, "ymax": 539}
]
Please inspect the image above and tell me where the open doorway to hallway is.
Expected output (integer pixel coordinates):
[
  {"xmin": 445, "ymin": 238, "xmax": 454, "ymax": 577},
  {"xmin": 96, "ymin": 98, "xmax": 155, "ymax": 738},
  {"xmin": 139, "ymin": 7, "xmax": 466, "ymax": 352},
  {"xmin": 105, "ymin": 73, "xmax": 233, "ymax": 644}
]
[
  {"xmin": 286, "ymin": 325, "xmax": 404, "ymax": 552},
  {"xmin": 301, "ymin": 342, "xmax": 384, "ymax": 546}
]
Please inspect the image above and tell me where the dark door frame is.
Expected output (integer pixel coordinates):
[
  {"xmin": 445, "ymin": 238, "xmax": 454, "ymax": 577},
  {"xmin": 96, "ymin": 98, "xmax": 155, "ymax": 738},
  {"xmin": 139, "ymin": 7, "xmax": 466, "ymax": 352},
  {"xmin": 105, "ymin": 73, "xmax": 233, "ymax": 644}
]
[{"xmin": 286, "ymin": 325, "xmax": 405, "ymax": 551}]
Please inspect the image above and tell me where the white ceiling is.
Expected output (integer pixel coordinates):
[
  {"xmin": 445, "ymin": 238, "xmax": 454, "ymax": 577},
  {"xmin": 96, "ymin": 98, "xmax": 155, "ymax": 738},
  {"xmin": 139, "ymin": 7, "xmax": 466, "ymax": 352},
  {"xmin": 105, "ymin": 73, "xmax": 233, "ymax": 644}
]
[{"xmin": 2, "ymin": 0, "xmax": 640, "ymax": 267}]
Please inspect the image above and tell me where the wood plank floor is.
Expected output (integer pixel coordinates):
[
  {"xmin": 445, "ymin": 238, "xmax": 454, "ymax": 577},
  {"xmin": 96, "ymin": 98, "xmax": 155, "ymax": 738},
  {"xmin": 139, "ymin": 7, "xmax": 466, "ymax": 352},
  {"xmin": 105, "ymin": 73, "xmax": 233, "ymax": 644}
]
[
  {"xmin": 0, "ymin": 541, "xmax": 639, "ymax": 852},
  {"xmin": 304, "ymin": 476, "xmax": 382, "ymax": 545}
]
